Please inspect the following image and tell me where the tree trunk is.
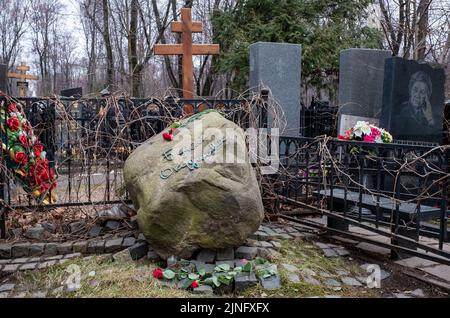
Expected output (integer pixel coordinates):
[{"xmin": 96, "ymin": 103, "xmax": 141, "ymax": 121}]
[
  {"xmin": 102, "ymin": 0, "xmax": 114, "ymax": 88},
  {"xmin": 129, "ymin": 0, "xmax": 139, "ymax": 96}
]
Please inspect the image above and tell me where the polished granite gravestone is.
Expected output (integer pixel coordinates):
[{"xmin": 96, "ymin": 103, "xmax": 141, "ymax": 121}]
[
  {"xmin": 337, "ymin": 49, "xmax": 392, "ymax": 135},
  {"xmin": 380, "ymin": 57, "xmax": 446, "ymax": 144},
  {"xmin": 0, "ymin": 64, "xmax": 7, "ymax": 93},
  {"xmin": 249, "ymin": 42, "xmax": 302, "ymax": 137}
]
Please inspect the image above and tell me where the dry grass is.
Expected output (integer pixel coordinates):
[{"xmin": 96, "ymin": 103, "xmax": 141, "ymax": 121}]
[{"xmin": 8, "ymin": 239, "xmax": 385, "ymax": 298}]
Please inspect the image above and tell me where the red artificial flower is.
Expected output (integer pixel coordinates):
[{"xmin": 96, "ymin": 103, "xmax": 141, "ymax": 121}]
[
  {"xmin": 363, "ymin": 134, "xmax": 375, "ymax": 143},
  {"xmin": 15, "ymin": 151, "xmax": 28, "ymax": 165},
  {"xmin": 7, "ymin": 116, "xmax": 21, "ymax": 132},
  {"xmin": 19, "ymin": 134, "xmax": 29, "ymax": 146},
  {"xmin": 338, "ymin": 135, "xmax": 347, "ymax": 140},
  {"xmin": 33, "ymin": 144, "xmax": 44, "ymax": 157},
  {"xmin": 152, "ymin": 268, "xmax": 164, "ymax": 279},
  {"xmin": 370, "ymin": 127, "xmax": 381, "ymax": 137},
  {"xmin": 163, "ymin": 131, "xmax": 174, "ymax": 141},
  {"xmin": 190, "ymin": 280, "xmax": 199, "ymax": 289},
  {"xmin": 8, "ymin": 103, "xmax": 17, "ymax": 113}
]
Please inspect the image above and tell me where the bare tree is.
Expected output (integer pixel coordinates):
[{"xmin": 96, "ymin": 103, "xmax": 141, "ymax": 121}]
[{"xmin": 0, "ymin": 0, "xmax": 29, "ymax": 69}]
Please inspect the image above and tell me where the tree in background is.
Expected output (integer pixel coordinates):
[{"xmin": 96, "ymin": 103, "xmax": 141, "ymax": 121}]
[{"xmin": 212, "ymin": 0, "xmax": 383, "ymax": 103}]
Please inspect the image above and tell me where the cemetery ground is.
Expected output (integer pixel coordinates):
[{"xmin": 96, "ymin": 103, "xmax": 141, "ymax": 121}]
[{"xmin": 0, "ymin": 204, "xmax": 448, "ymax": 298}]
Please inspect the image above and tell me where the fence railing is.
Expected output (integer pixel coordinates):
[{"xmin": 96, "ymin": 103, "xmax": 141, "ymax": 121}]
[{"xmin": 272, "ymin": 135, "xmax": 449, "ymax": 261}]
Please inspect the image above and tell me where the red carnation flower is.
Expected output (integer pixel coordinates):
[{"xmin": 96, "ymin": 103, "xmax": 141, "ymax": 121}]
[
  {"xmin": 191, "ymin": 280, "xmax": 199, "ymax": 289},
  {"xmin": 152, "ymin": 268, "xmax": 164, "ymax": 279},
  {"xmin": 7, "ymin": 116, "xmax": 21, "ymax": 132},
  {"xmin": 33, "ymin": 144, "xmax": 44, "ymax": 157},
  {"xmin": 19, "ymin": 134, "xmax": 29, "ymax": 146},
  {"xmin": 15, "ymin": 151, "xmax": 28, "ymax": 165},
  {"xmin": 163, "ymin": 132, "xmax": 173, "ymax": 141},
  {"xmin": 8, "ymin": 103, "xmax": 17, "ymax": 113}
]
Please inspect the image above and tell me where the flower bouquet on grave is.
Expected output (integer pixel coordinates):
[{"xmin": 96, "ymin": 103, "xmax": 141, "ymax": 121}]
[
  {"xmin": 338, "ymin": 121, "xmax": 393, "ymax": 155},
  {"xmin": 0, "ymin": 95, "xmax": 57, "ymax": 204}
]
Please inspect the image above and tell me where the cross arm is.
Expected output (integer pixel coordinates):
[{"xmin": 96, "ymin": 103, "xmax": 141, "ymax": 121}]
[
  {"xmin": 7, "ymin": 73, "xmax": 39, "ymax": 81},
  {"xmin": 154, "ymin": 44, "xmax": 220, "ymax": 56},
  {"xmin": 171, "ymin": 21, "xmax": 203, "ymax": 33}
]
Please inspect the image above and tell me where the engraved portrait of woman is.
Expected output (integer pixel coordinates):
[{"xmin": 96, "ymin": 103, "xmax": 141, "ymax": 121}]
[{"xmin": 393, "ymin": 71, "xmax": 437, "ymax": 139}]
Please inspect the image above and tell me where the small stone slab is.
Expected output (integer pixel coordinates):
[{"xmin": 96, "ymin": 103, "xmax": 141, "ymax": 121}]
[
  {"xmin": 319, "ymin": 271, "xmax": 333, "ymax": 278},
  {"xmin": 2, "ymin": 264, "xmax": 19, "ymax": 273},
  {"xmin": 14, "ymin": 257, "xmax": 30, "ymax": 264},
  {"xmin": 24, "ymin": 226, "xmax": 46, "ymax": 240},
  {"xmin": 28, "ymin": 243, "xmax": 45, "ymax": 256},
  {"xmin": 192, "ymin": 285, "xmax": 214, "ymax": 295},
  {"xmin": 323, "ymin": 279, "xmax": 341, "ymax": 287},
  {"xmin": 421, "ymin": 265, "xmax": 450, "ymax": 282},
  {"xmin": 38, "ymin": 260, "xmax": 56, "ymax": 269},
  {"xmin": 259, "ymin": 241, "xmax": 273, "ymax": 248},
  {"xmin": 281, "ymin": 263, "xmax": 298, "ymax": 273},
  {"xmin": 11, "ymin": 243, "xmax": 30, "ymax": 258},
  {"xmin": 288, "ymin": 274, "xmax": 300, "ymax": 284},
  {"xmin": 270, "ymin": 241, "xmax": 282, "ymax": 250},
  {"xmin": 260, "ymin": 275, "xmax": 281, "ymax": 290},
  {"xmin": 69, "ymin": 221, "xmax": 86, "ymax": 234},
  {"xmin": 235, "ymin": 246, "xmax": 258, "ymax": 260},
  {"xmin": 44, "ymin": 243, "xmax": 58, "ymax": 256},
  {"xmin": 394, "ymin": 257, "xmax": 438, "ymax": 269},
  {"xmin": 235, "ymin": 272, "xmax": 258, "ymax": 292},
  {"xmin": 88, "ymin": 225, "xmax": 103, "ymax": 238},
  {"xmin": 127, "ymin": 242, "xmax": 148, "ymax": 260},
  {"xmin": 87, "ymin": 240, "xmax": 105, "ymax": 254},
  {"xmin": 356, "ymin": 242, "xmax": 391, "ymax": 256},
  {"xmin": 46, "ymin": 255, "xmax": 64, "ymax": 260},
  {"xmin": 0, "ymin": 284, "xmax": 15, "ymax": 292},
  {"xmin": 19, "ymin": 263, "xmax": 38, "ymax": 271},
  {"xmin": 341, "ymin": 277, "xmax": 362, "ymax": 287},
  {"xmin": 57, "ymin": 242, "xmax": 74, "ymax": 255},
  {"xmin": 335, "ymin": 248, "xmax": 350, "ymax": 257},
  {"xmin": 105, "ymin": 238, "xmax": 123, "ymax": 253},
  {"xmin": 105, "ymin": 220, "xmax": 121, "ymax": 231},
  {"xmin": 216, "ymin": 248, "xmax": 234, "ymax": 261},
  {"xmin": 72, "ymin": 241, "xmax": 88, "ymax": 254},
  {"xmin": 303, "ymin": 276, "xmax": 321, "ymax": 286},
  {"xmin": 0, "ymin": 244, "xmax": 12, "ymax": 259},
  {"xmin": 273, "ymin": 233, "xmax": 293, "ymax": 240},
  {"xmin": 196, "ymin": 249, "xmax": 216, "ymax": 263},
  {"xmin": 336, "ymin": 269, "xmax": 350, "ymax": 276},
  {"xmin": 322, "ymin": 249, "xmax": 339, "ymax": 257},
  {"xmin": 122, "ymin": 237, "xmax": 136, "ymax": 248}
]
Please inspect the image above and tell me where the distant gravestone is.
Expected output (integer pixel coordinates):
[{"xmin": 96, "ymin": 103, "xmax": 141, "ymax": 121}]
[
  {"xmin": 250, "ymin": 42, "xmax": 302, "ymax": 137},
  {"xmin": 0, "ymin": 64, "xmax": 7, "ymax": 93},
  {"xmin": 380, "ymin": 57, "xmax": 446, "ymax": 144},
  {"xmin": 60, "ymin": 87, "xmax": 82, "ymax": 98},
  {"xmin": 338, "ymin": 49, "xmax": 392, "ymax": 135}
]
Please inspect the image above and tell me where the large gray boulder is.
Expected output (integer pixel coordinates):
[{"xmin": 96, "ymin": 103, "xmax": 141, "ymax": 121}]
[{"xmin": 123, "ymin": 111, "xmax": 264, "ymax": 259}]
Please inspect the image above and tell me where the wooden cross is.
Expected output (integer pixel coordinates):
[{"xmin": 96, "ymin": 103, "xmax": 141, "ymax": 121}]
[
  {"xmin": 7, "ymin": 62, "xmax": 39, "ymax": 97},
  {"xmin": 154, "ymin": 8, "xmax": 220, "ymax": 104}
]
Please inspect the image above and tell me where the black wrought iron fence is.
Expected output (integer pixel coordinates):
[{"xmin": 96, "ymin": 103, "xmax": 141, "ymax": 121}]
[
  {"xmin": 0, "ymin": 96, "xmax": 250, "ymax": 237},
  {"xmin": 272, "ymin": 136, "xmax": 450, "ymax": 262},
  {"xmin": 300, "ymin": 100, "xmax": 338, "ymax": 138}
]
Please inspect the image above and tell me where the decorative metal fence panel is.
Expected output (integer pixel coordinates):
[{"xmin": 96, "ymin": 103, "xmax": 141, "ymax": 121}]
[
  {"xmin": 272, "ymin": 136, "xmax": 450, "ymax": 261},
  {"xmin": 0, "ymin": 96, "xmax": 247, "ymax": 213}
]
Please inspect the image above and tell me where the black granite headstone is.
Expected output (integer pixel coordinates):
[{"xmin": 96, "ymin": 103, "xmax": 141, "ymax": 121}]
[
  {"xmin": 60, "ymin": 87, "xmax": 82, "ymax": 98},
  {"xmin": 380, "ymin": 57, "xmax": 446, "ymax": 144},
  {"xmin": 337, "ymin": 49, "xmax": 391, "ymax": 135},
  {"xmin": 0, "ymin": 64, "xmax": 7, "ymax": 93}
]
